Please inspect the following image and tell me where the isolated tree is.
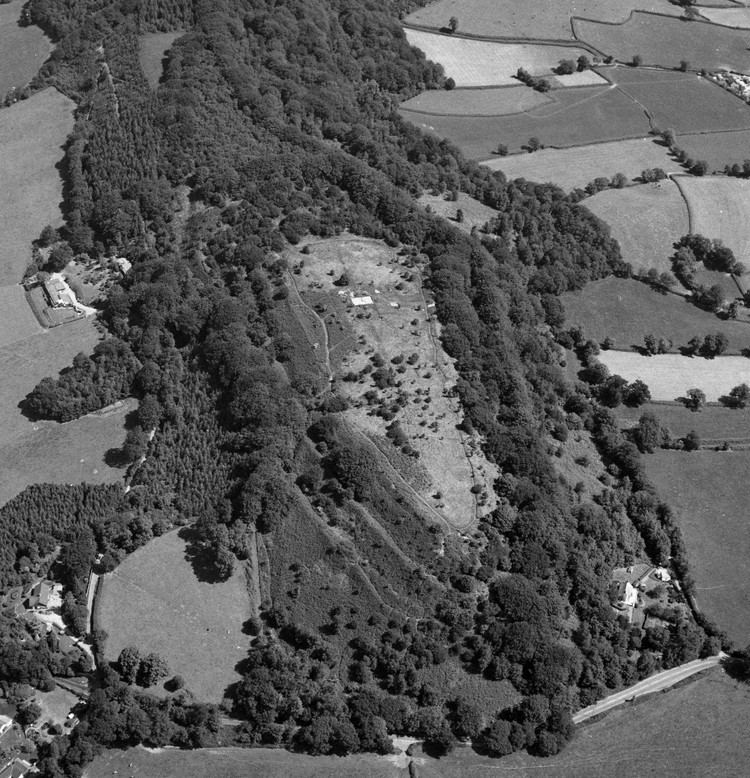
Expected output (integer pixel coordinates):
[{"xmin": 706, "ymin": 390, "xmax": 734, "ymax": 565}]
[
  {"xmin": 448, "ymin": 16, "xmax": 458, "ymax": 32},
  {"xmin": 691, "ymin": 159, "xmax": 709, "ymax": 176},
  {"xmin": 576, "ymin": 54, "xmax": 591, "ymax": 72},
  {"xmin": 683, "ymin": 429, "xmax": 701, "ymax": 450},
  {"xmin": 684, "ymin": 387, "xmax": 706, "ymax": 411},
  {"xmin": 496, "ymin": 143, "xmax": 508, "ymax": 156},
  {"xmin": 444, "ymin": 77, "xmax": 456, "ymax": 90},
  {"xmin": 611, "ymin": 172, "xmax": 628, "ymax": 188},
  {"xmin": 526, "ymin": 136, "xmax": 541, "ymax": 152},
  {"xmin": 118, "ymin": 646, "xmax": 142, "ymax": 684},
  {"xmin": 455, "ymin": 208, "xmax": 464, "ymax": 223},
  {"xmin": 679, "ymin": 59, "xmax": 690, "ymax": 72},
  {"xmin": 727, "ymin": 383, "xmax": 750, "ymax": 408},
  {"xmin": 632, "ymin": 54, "xmax": 643, "ymax": 67},
  {"xmin": 643, "ymin": 333, "xmax": 658, "ymax": 355},
  {"xmin": 556, "ymin": 59, "xmax": 575, "ymax": 75},
  {"xmin": 635, "ymin": 412, "xmax": 663, "ymax": 453}
]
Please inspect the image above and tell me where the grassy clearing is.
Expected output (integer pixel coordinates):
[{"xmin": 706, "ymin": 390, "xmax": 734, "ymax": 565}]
[
  {"xmin": 584, "ymin": 180, "xmax": 688, "ymax": 275},
  {"xmin": 646, "ymin": 450, "xmax": 750, "ymax": 645},
  {"xmin": 0, "ymin": 0, "xmax": 51, "ymax": 95},
  {"xmin": 562, "ymin": 277, "xmax": 750, "ymax": 353},
  {"xmin": 87, "ymin": 745, "xmax": 406, "ymax": 778},
  {"xmin": 0, "ymin": 285, "xmax": 42, "ymax": 346},
  {"xmin": 401, "ymin": 85, "xmax": 649, "ymax": 158},
  {"xmin": 419, "ymin": 191, "xmax": 497, "ymax": 233},
  {"xmin": 404, "ymin": 0, "xmax": 681, "ymax": 41},
  {"xmin": 701, "ymin": 7, "xmax": 750, "ymax": 27},
  {"xmin": 678, "ymin": 129, "xmax": 750, "ymax": 171},
  {"xmin": 420, "ymin": 667, "xmax": 750, "ymax": 777},
  {"xmin": 574, "ymin": 13, "xmax": 750, "ymax": 72},
  {"xmin": 674, "ymin": 176, "xmax": 750, "ymax": 261},
  {"xmin": 400, "ymin": 86, "xmax": 551, "ymax": 116},
  {"xmin": 550, "ymin": 430, "xmax": 606, "ymax": 496},
  {"xmin": 138, "ymin": 31, "xmax": 181, "ymax": 89},
  {"xmin": 35, "ymin": 687, "xmax": 78, "ymax": 730},
  {"xmin": 597, "ymin": 350, "xmax": 750, "ymax": 401},
  {"xmin": 480, "ymin": 137, "xmax": 677, "ymax": 190},
  {"xmin": 404, "ymin": 30, "xmax": 591, "ymax": 86},
  {"xmin": 291, "ymin": 235, "xmax": 498, "ymax": 530},
  {"xmin": 616, "ymin": 402, "xmax": 750, "ymax": 442},
  {"xmin": 606, "ymin": 67, "xmax": 750, "ymax": 134},
  {"xmin": 97, "ymin": 529, "xmax": 251, "ymax": 703},
  {"xmin": 0, "ymin": 88, "xmax": 75, "ymax": 284},
  {"xmin": 550, "ymin": 69, "xmax": 609, "ymax": 87}
]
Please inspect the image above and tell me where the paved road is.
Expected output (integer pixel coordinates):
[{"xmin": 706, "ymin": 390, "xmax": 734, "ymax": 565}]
[{"xmin": 573, "ymin": 653, "xmax": 726, "ymax": 723}]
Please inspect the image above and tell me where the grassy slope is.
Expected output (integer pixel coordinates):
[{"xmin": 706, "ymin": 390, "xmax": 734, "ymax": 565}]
[
  {"xmin": 96, "ymin": 530, "xmax": 251, "ymax": 703},
  {"xmin": 0, "ymin": 0, "xmax": 51, "ymax": 95},
  {"xmin": 584, "ymin": 180, "xmax": 688, "ymax": 275},
  {"xmin": 562, "ymin": 277, "xmax": 750, "ymax": 352},
  {"xmin": 646, "ymin": 450, "xmax": 750, "ymax": 645},
  {"xmin": 401, "ymin": 86, "xmax": 551, "ymax": 117},
  {"xmin": 419, "ymin": 192, "xmax": 497, "ymax": 233},
  {"xmin": 678, "ymin": 129, "xmax": 750, "ymax": 172}
]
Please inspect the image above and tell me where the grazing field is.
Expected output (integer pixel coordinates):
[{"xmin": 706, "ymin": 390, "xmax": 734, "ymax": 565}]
[
  {"xmin": 646, "ymin": 450, "xmax": 750, "ymax": 645},
  {"xmin": 0, "ymin": 285, "xmax": 42, "ymax": 346},
  {"xmin": 403, "ymin": 30, "xmax": 591, "ymax": 86},
  {"xmin": 674, "ymin": 176, "xmax": 750, "ymax": 261},
  {"xmin": 606, "ymin": 67, "xmax": 750, "ymax": 134},
  {"xmin": 678, "ymin": 128, "xmax": 750, "ymax": 171},
  {"xmin": 0, "ymin": 0, "xmax": 51, "ymax": 95},
  {"xmin": 574, "ymin": 13, "xmax": 750, "ymax": 72},
  {"xmin": 405, "ymin": 0, "xmax": 681, "ymax": 40},
  {"xmin": 400, "ymin": 86, "xmax": 551, "ymax": 116},
  {"xmin": 0, "ymin": 88, "xmax": 75, "ymax": 284},
  {"xmin": 616, "ymin": 402, "xmax": 750, "ymax": 442},
  {"xmin": 401, "ymin": 85, "xmax": 650, "ymax": 158},
  {"xmin": 700, "ymin": 7, "xmax": 750, "ymax": 27},
  {"xmin": 562, "ymin": 277, "xmax": 750, "ymax": 352},
  {"xmin": 691, "ymin": 268, "xmax": 742, "ymax": 300},
  {"xmin": 584, "ymin": 180, "xmax": 688, "ymax": 274},
  {"xmin": 419, "ymin": 191, "xmax": 497, "ymax": 233},
  {"xmin": 597, "ymin": 350, "xmax": 750, "ymax": 401},
  {"xmin": 138, "ymin": 31, "xmax": 181, "ymax": 89},
  {"xmin": 480, "ymin": 137, "xmax": 677, "ymax": 190},
  {"xmin": 550, "ymin": 69, "xmax": 609, "ymax": 87},
  {"xmin": 97, "ymin": 529, "xmax": 251, "ymax": 703},
  {"xmin": 420, "ymin": 668, "xmax": 750, "ymax": 777}
]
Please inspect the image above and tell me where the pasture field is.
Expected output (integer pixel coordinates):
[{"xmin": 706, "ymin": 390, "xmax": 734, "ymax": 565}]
[
  {"xmin": 400, "ymin": 86, "xmax": 551, "ymax": 116},
  {"xmin": 404, "ymin": 30, "xmax": 591, "ymax": 86},
  {"xmin": 597, "ymin": 350, "xmax": 750, "ymax": 401},
  {"xmin": 584, "ymin": 180, "xmax": 688, "ymax": 275},
  {"xmin": 419, "ymin": 191, "xmax": 497, "ymax": 233},
  {"xmin": 0, "ymin": 285, "xmax": 42, "ymax": 347},
  {"xmin": 700, "ymin": 7, "xmax": 750, "ymax": 27},
  {"xmin": 646, "ymin": 450, "xmax": 750, "ymax": 645},
  {"xmin": 674, "ymin": 176, "xmax": 750, "ymax": 261},
  {"xmin": 573, "ymin": 13, "xmax": 750, "ymax": 72},
  {"xmin": 96, "ymin": 529, "xmax": 251, "ymax": 703},
  {"xmin": 401, "ymin": 85, "xmax": 649, "ymax": 158},
  {"xmin": 138, "ymin": 31, "xmax": 181, "ymax": 89},
  {"xmin": 404, "ymin": 0, "xmax": 681, "ymax": 41},
  {"xmin": 691, "ymin": 268, "xmax": 742, "ymax": 300},
  {"xmin": 616, "ymin": 402, "xmax": 750, "ymax": 442},
  {"xmin": 562, "ymin": 277, "xmax": 750, "ymax": 353},
  {"xmin": 421, "ymin": 668, "xmax": 750, "ymax": 777},
  {"xmin": 606, "ymin": 67, "xmax": 750, "ymax": 134},
  {"xmin": 0, "ymin": 0, "xmax": 51, "ymax": 96},
  {"xmin": 678, "ymin": 129, "xmax": 750, "ymax": 171},
  {"xmin": 480, "ymin": 137, "xmax": 677, "ymax": 190},
  {"xmin": 0, "ymin": 88, "xmax": 75, "ymax": 284},
  {"xmin": 550, "ymin": 69, "xmax": 609, "ymax": 87}
]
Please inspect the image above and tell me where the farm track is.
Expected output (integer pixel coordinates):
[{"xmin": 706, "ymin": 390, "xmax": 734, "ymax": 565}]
[{"xmin": 286, "ymin": 269, "xmax": 333, "ymax": 385}]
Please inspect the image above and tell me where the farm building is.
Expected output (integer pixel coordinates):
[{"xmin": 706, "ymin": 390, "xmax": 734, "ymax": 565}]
[
  {"xmin": 350, "ymin": 293, "xmax": 373, "ymax": 306},
  {"xmin": 0, "ymin": 716, "xmax": 11, "ymax": 737},
  {"xmin": 25, "ymin": 580, "xmax": 52, "ymax": 609},
  {"xmin": 611, "ymin": 580, "xmax": 639, "ymax": 610},
  {"xmin": 0, "ymin": 758, "xmax": 32, "ymax": 778},
  {"xmin": 42, "ymin": 277, "xmax": 77, "ymax": 309}
]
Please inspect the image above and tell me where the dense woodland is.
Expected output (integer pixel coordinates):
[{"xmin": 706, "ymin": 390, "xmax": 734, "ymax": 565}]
[{"xmin": 0, "ymin": 0, "xmax": 723, "ymax": 774}]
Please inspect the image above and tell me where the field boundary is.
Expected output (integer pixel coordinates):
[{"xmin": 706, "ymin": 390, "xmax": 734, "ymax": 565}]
[{"xmin": 572, "ymin": 8, "xmax": 750, "ymax": 37}]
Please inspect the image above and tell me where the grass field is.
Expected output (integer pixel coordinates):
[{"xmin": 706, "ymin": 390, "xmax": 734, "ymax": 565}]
[
  {"xmin": 480, "ymin": 137, "xmax": 677, "ymax": 190},
  {"xmin": 0, "ymin": 88, "xmax": 75, "ymax": 284},
  {"xmin": 0, "ymin": 285, "xmax": 42, "ymax": 347},
  {"xmin": 646, "ymin": 450, "xmax": 750, "ymax": 645},
  {"xmin": 674, "ymin": 176, "xmax": 750, "ymax": 261},
  {"xmin": 597, "ymin": 350, "xmax": 750, "ymax": 401},
  {"xmin": 584, "ymin": 180, "xmax": 688, "ymax": 274},
  {"xmin": 550, "ymin": 69, "xmax": 609, "ymax": 87},
  {"xmin": 678, "ymin": 129, "xmax": 750, "ymax": 171},
  {"xmin": 419, "ymin": 192, "xmax": 497, "ymax": 233},
  {"xmin": 616, "ymin": 402, "xmax": 750, "ymax": 442},
  {"xmin": 138, "ymin": 31, "xmax": 181, "ymax": 89},
  {"xmin": 404, "ymin": 0, "xmax": 681, "ymax": 40},
  {"xmin": 0, "ymin": 0, "xmax": 51, "ymax": 95},
  {"xmin": 701, "ymin": 7, "xmax": 750, "ymax": 27},
  {"xmin": 574, "ymin": 13, "xmax": 750, "ymax": 72},
  {"xmin": 400, "ymin": 86, "xmax": 552, "ymax": 116},
  {"xmin": 562, "ymin": 277, "xmax": 750, "ymax": 353},
  {"xmin": 401, "ymin": 84, "xmax": 650, "ymax": 158},
  {"xmin": 606, "ymin": 67, "xmax": 750, "ymax": 134},
  {"xmin": 97, "ymin": 529, "xmax": 251, "ymax": 703},
  {"xmin": 692, "ymin": 268, "xmax": 742, "ymax": 300},
  {"xmin": 404, "ymin": 30, "xmax": 591, "ymax": 86}
]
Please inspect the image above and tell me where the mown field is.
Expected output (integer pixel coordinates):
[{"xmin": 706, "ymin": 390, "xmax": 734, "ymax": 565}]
[
  {"xmin": 400, "ymin": 86, "xmax": 552, "ymax": 116},
  {"xmin": 403, "ymin": 30, "xmax": 592, "ymax": 87},
  {"xmin": 562, "ymin": 277, "xmax": 750, "ymax": 352},
  {"xmin": 401, "ymin": 84, "xmax": 650, "ymax": 158},
  {"xmin": 405, "ymin": 0, "xmax": 681, "ymax": 40},
  {"xmin": 480, "ymin": 137, "xmax": 677, "ymax": 190},
  {"xmin": 616, "ymin": 402, "xmax": 750, "ymax": 442},
  {"xmin": 0, "ymin": 0, "xmax": 51, "ymax": 96},
  {"xmin": 0, "ymin": 285, "xmax": 42, "ymax": 347},
  {"xmin": 597, "ymin": 350, "xmax": 750, "ymax": 402},
  {"xmin": 138, "ymin": 31, "xmax": 181, "ymax": 89},
  {"xmin": 675, "ymin": 176, "xmax": 750, "ymax": 261},
  {"xmin": 574, "ymin": 13, "xmax": 750, "ymax": 72},
  {"xmin": 96, "ymin": 529, "xmax": 251, "ymax": 703},
  {"xmin": 647, "ymin": 450, "xmax": 750, "ymax": 645},
  {"xmin": 0, "ymin": 88, "xmax": 76, "ymax": 284},
  {"xmin": 678, "ymin": 128, "xmax": 750, "ymax": 171},
  {"xmin": 701, "ymin": 7, "xmax": 750, "ymax": 27},
  {"xmin": 607, "ymin": 67, "xmax": 750, "ymax": 134},
  {"xmin": 584, "ymin": 180, "xmax": 688, "ymax": 274}
]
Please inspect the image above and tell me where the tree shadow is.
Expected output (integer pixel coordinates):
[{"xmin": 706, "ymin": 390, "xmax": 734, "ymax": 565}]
[{"xmin": 179, "ymin": 526, "xmax": 223, "ymax": 584}]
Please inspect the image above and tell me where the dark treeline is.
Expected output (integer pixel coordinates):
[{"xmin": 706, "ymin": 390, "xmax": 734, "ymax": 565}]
[{"xmin": 0, "ymin": 0, "xmax": 713, "ymax": 773}]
